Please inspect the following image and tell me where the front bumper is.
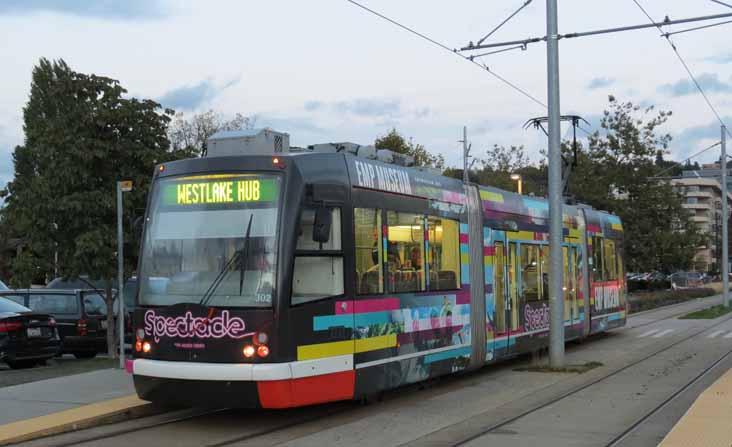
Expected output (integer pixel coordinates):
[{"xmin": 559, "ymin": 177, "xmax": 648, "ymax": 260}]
[{"xmin": 131, "ymin": 357, "xmax": 355, "ymax": 409}]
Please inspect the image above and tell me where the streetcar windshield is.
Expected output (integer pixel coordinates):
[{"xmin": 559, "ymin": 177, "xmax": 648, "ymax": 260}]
[{"xmin": 138, "ymin": 173, "xmax": 281, "ymax": 308}]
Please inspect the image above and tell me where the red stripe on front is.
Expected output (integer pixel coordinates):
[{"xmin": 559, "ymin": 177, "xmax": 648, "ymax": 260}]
[{"xmin": 257, "ymin": 370, "xmax": 355, "ymax": 409}]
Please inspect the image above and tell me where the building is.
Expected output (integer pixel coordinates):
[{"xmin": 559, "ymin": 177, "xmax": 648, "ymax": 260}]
[{"xmin": 670, "ymin": 176, "xmax": 732, "ymax": 272}]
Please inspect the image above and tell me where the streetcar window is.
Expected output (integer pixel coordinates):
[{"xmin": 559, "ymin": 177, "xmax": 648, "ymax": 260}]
[
  {"xmin": 592, "ymin": 236, "xmax": 604, "ymax": 282},
  {"xmin": 355, "ymin": 208, "xmax": 383, "ymax": 295},
  {"xmin": 292, "ymin": 257, "xmax": 344, "ymax": 304},
  {"xmin": 296, "ymin": 208, "xmax": 341, "ymax": 251},
  {"xmin": 427, "ymin": 217, "xmax": 460, "ymax": 290},
  {"xmin": 386, "ymin": 212, "xmax": 426, "ymax": 293},
  {"xmin": 292, "ymin": 207, "xmax": 344, "ymax": 304},
  {"xmin": 520, "ymin": 244, "xmax": 541, "ymax": 302},
  {"xmin": 603, "ymin": 239, "xmax": 617, "ymax": 281}
]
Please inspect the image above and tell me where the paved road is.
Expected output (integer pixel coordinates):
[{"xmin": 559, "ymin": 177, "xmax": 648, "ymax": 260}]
[{"xmin": 21, "ymin": 295, "xmax": 730, "ymax": 447}]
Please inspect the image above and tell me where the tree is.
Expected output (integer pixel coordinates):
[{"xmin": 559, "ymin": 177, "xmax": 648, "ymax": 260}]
[
  {"xmin": 168, "ymin": 110, "xmax": 255, "ymax": 157},
  {"xmin": 1, "ymin": 58, "xmax": 181, "ymax": 357},
  {"xmin": 569, "ymin": 96, "xmax": 705, "ymax": 272},
  {"xmin": 444, "ymin": 144, "xmax": 547, "ymax": 196},
  {"xmin": 374, "ymin": 128, "xmax": 444, "ymax": 168}
]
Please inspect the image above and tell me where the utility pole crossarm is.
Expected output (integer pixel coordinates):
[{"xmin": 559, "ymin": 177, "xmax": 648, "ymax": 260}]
[{"xmin": 460, "ymin": 11, "xmax": 732, "ymax": 51}]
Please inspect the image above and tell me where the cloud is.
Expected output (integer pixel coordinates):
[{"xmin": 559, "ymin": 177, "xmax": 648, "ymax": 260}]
[
  {"xmin": 705, "ymin": 52, "xmax": 732, "ymax": 64},
  {"xmin": 304, "ymin": 97, "xmax": 401, "ymax": 117},
  {"xmin": 157, "ymin": 78, "xmax": 238, "ymax": 111},
  {"xmin": 334, "ymin": 98, "xmax": 401, "ymax": 117},
  {"xmin": 658, "ymin": 73, "xmax": 732, "ymax": 97},
  {"xmin": 587, "ymin": 77, "xmax": 615, "ymax": 90},
  {"xmin": 670, "ymin": 118, "xmax": 732, "ymax": 160},
  {"xmin": 0, "ymin": 0, "xmax": 168, "ymax": 20}
]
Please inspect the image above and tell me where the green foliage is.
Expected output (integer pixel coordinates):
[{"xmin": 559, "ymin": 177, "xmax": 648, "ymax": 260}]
[
  {"xmin": 569, "ymin": 96, "xmax": 705, "ymax": 273},
  {"xmin": 374, "ymin": 128, "xmax": 444, "ymax": 168},
  {"xmin": 679, "ymin": 304, "xmax": 732, "ymax": 319},
  {"xmin": 444, "ymin": 144, "xmax": 547, "ymax": 196},
  {"xmin": 1, "ymin": 59, "xmax": 183, "ymax": 355}
]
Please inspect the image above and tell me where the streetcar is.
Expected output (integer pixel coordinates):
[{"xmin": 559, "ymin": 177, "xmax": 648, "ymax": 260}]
[{"xmin": 130, "ymin": 129, "xmax": 626, "ymax": 408}]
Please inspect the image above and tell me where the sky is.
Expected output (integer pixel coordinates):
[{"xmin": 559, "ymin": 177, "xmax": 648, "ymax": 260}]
[{"xmin": 1, "ymin": 0, "xmax": 732, "ymax": 192}]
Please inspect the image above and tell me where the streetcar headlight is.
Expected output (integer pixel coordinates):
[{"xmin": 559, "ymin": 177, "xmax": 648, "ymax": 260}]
[
  {"xmin": 142, "ymin": 341, "xmax": 152, "ymax": 353},
  {"xmin": 135, "ymin": 341, "xmax": 142, "ymax": 352},
  {"xmin": 252, "ymin": 332, "xmax": 269, "ymax": 346},
  {"xmin": 257, "ymin": 345, "xmax": 270, "ymax": 358},
  {"xmin": 243, "ymin": 345, "xmax": 256, "ymax": 358}
]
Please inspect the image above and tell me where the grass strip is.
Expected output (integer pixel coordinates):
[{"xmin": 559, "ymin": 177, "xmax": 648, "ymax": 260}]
[{"xmin": 679, "ymin": 304, "xmax": 732, "ymax": 320}]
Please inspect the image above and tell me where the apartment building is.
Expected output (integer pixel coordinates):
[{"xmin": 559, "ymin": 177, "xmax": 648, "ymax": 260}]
[{"xmin": 670, "ymin": 176, "xmax": 732, "ymax": 271}]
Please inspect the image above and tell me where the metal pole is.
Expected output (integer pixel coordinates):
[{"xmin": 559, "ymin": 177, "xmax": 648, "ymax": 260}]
[
  {"xmin": 546, "ymin": 0, "xmax": 564, "ymax": 367},
  {"xmin": 463, "ymin": 126, "xmax": 469, "ymax": 184},
  {"xmin": 722, "ymin": 126, "xmax": 730, "ymax": 308},
  {"xmin": 116, "ymin": 182, "xmax": 125, "ymax": 369}
]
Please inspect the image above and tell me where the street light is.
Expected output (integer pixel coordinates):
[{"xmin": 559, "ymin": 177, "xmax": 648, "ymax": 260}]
[{"xmin": 510, "ymin": 174, "xmax": 523, "ymax": 195}]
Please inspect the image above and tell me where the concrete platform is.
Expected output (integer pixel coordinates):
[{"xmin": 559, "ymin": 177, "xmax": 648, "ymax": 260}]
[
  {"xmin": 658, "ymin": 368, "xmax": 732, "ymax": 447},
  {"xmin": 0, "ymin": 368, "xmax": 150, "ymax": 445}
]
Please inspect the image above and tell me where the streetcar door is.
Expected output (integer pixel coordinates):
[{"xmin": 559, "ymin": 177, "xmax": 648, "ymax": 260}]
[
  {"xmin": 493, "ymin": 242, "xmax": 509, "ymax": 354},
  {"xmin": 569, "ymin": 246, "xmax": 579, "ymax": 326},
  {"xmin": 563, "ymin": 246, "xmax": 579, "ymax": 331},
  {"xmin": 507, "ymin": 242, "xmax": 519, "ymax": 352}
]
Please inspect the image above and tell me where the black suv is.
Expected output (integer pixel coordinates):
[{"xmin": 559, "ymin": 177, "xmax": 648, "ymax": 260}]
[{"xmin": 0, "ymin": 289, "xmax": 110, "ymax": 358}]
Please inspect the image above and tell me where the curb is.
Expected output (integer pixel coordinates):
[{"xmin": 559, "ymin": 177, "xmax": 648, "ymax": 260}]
[{"xmin": 0, "ymin": 395, "xmax": 158, "ymax": 446}]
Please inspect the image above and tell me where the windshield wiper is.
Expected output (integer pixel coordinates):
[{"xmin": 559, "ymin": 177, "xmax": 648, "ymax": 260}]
[
  {"xmin": 239, "ymin": 215, "xmax": 254, "ymax": 296},
  {"xmin": 199, "ymin": 214, "xmax": 254, "ymax": 307}
]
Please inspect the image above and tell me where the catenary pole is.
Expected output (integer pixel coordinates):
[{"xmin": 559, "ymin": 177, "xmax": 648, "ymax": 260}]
[
  {"xmin": 546, "ymin": 0, "xmax": 564, "ymax": 367},
  {"xmin": 116, "ymin": 182, "xmax": 125, "ymax": 369},
  {"xmin": 463, "ymin": 126, "xmax": 469, "ymax": 184},
  {"xmin": 723, "ymin": 126, "xmax": 730, "ymax": 308}
]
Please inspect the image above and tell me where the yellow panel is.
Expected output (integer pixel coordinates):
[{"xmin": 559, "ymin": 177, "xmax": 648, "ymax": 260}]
[
  {"xmin": 461, "ymin": 253, "xmax": 471, "ymax": 265},
  {"xmin": 569, "ymin": 229, "xmax": 582, "ymax": 239},
  {"xmin": 507, "ymin": 231, "xmax": 536, "ymax": 241},
  {"xmin": 297, "ymin": 340, "xmax": 353, "ymax": 361},
  {"xmin": 355, "ymin": 334, "xmax": 397, "ymax": 353},
  {"xmin": 611, "ymin": 223, "xmax": 623, "ymax": 231},
  {"xmin": 480, "ymin": 190, "xmax": 504, "ymax": 203}
]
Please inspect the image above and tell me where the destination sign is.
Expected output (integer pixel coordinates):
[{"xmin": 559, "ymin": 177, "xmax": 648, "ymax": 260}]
[{"xmin": 162, "ymin": 177, "xmax": 278, "ymax": 206}]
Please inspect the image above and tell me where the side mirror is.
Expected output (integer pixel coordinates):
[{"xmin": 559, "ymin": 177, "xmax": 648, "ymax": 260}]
[{"xmin": 313, "ymin": 207, "xmax": 332, "ymax": 243}]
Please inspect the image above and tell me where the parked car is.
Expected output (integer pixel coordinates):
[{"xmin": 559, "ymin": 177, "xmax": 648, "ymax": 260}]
[
  {"xmin": 46, "ymin": 275, "xmax": 115, "ymax": 292},
  {"xmin": 0, "ymin": 289, "xmax": 110, "ymax": 358},
  {"xmin": 0, "ymin": 296, "xmax": 61, "ymax": 369},
  {"xmin": 668, "ymin": 271, "xmax": 704, "ymax": 290}
]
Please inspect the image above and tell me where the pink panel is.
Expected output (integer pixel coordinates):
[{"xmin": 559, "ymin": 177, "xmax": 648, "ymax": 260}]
[
  {"xmin": 335, "ymin": 298, "xmax": 401, "ymax": 315},
  {"xmin": 484, "ymin": 246, "xmax": 495, "ymax": 256},
  {"xmin": 459, "ymin": 233, "xmax": 469, "ymax": 243},
  {"xmin": 456, "ymin": 289, "xmax": 471, "ymax": 305},
  {"xmin": 125, "ymin": 359, "xmax": 134, "ymax": 374}
]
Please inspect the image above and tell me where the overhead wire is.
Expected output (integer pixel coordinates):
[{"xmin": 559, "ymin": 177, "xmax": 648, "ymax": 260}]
[
  {"xmin": 663, "ymin": 18, "xmax": 732, "ymax": 37},
  {"xmin": 631, "ymin": 0, "xmax": 732, "ymax": 138},
  {"xmin": 344, "ymin": 0, "xmax": 547, "ymax": 109},
  {"xmin": 711, "ymin": 0, "xmax": 732, "ymax": 9},
  {"xmin": 476, "ymin": 0, "xmax": 533, "ymax": 46},
  {"xmin": 652, "ymin": 141, "xmax": 721, "ymax": 178}
]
